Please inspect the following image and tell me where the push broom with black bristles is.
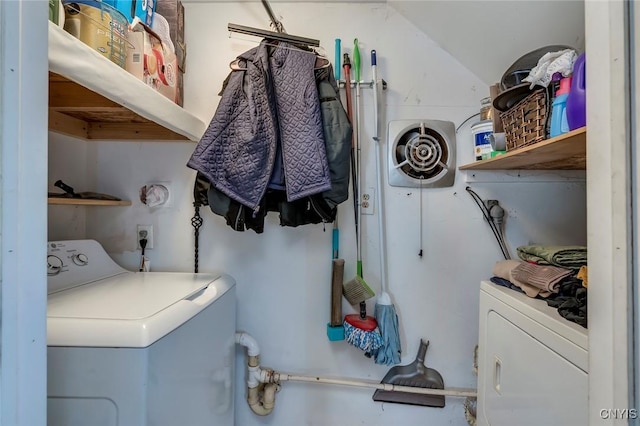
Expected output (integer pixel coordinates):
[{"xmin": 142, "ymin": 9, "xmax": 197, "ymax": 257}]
[{"xmin": 341, "ymin": 40, "xmax": 382, "ymax": 358}]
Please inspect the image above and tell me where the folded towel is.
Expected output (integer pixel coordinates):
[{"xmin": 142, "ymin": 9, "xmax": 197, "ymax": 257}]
[
  {"xmin": 512, "ymin": 262, "xmax": 573, "ymax": 293},
  {"xmin": 493, "ymin": 260, "xmax": 551, "ymax": 298},
  {"xmin": 517, "ymin": 245, "xmax": 587, "ymax": 270}
]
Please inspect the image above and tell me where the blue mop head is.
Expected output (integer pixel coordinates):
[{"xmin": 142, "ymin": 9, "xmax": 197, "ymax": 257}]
[
  {"xmin": 343, "ymin": 320, "xmax": 383, "ymax": 357},
  {"xmin": 374, "ymin": 293, "xmax": 401, "ymax": 365}
]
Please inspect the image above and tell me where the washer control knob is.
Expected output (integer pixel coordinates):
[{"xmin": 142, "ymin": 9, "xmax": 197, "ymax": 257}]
[
  {"xmin": 47, "ymin": 255, "xmax": 63, "ymax": 276},
  {"xmin": 72, "ymin": 253, "xmax": 88, "ymax": 266}
]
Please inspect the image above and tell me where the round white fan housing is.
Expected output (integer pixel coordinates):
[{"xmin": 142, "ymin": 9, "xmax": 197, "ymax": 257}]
[{"xmin": 388, "ymin": 120, "xmax": 456, "ymax": 188}]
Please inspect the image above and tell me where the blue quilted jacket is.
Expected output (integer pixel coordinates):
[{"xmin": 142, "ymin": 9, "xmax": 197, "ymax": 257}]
[{"xmin": 187, "ymin": 41, "xmax": 331, "ymax": 211}]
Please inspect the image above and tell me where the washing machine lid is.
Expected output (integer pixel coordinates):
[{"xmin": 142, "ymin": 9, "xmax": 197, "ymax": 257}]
[{"xmin": 47, "ymin": 271, "xmax": 235, "ymax": 348}]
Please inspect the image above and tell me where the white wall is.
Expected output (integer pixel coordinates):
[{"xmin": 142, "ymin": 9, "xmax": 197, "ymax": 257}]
[
  {"xmin": 389, "ymin": 0, "xmax": 585, "ymax": 86},
  {"xmin": 47, "ymin": 2, "xmax": 587, "ymax": 425},
  {"xmin": 48, "ymin": 132, "xmax": 92, "ymax": 241}
]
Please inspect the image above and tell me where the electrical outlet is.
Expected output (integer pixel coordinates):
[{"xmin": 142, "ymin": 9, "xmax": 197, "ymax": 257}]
[
  {"xmin": 361, "ymin": 187, "xmax": 375, "ymax": 215},
  {"xmin": 484, "ymin": 199, "xmax": 499, "ymax": 210},
  {"xmin": 137, "ymin": 225, "xmax": 154, "ymax": 249}
]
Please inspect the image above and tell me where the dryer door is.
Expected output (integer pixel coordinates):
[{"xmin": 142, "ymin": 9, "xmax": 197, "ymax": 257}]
[{"xmin": 479, "ymin": 310, "xmax": 587, "ymax": 426}]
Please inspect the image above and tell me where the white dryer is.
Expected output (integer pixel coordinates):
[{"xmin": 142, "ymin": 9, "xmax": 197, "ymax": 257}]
[
  {"xmin": 477, "ymin": 280, "xmax": 588, "ymax": 426},
  {"xmin": 47, "ymin": 240, "xmax": 236, "ymax": 426}
]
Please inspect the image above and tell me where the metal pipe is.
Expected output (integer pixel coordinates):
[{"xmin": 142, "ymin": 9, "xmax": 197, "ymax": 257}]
[
  {"xmin": 338, "ymin": 79, "xmax": 388, "ymax": 89},
  {"xmin": 271, "ymin": 372, "xmax": 477, "ymax": 398},
  {"xmin": 260, "ymin": 0, "xmax": 284, "ymax": 33},
  {"xmin": 236, "ymin": 331, "xmax": 477, "ymax": 417}
]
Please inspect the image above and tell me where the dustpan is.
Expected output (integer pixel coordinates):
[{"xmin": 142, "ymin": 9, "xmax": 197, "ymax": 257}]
[{"xmin": 372, "ymin": 339, "xmax": 445, "ymax": 407}]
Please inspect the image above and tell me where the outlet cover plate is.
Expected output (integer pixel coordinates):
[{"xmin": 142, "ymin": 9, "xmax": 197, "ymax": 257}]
[{"xmin": 137, "ymin": 225, "xmax": 154, "ymax": 249}]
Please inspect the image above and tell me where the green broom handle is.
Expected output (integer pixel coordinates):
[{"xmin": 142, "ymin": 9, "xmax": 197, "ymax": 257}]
[{"xmin": 353, "ymin": 39, "xmax": 361, "ymax": 82}]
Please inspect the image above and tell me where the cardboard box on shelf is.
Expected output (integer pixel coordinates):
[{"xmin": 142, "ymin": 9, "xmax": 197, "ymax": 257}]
[
  {"xmin": 103, "ymin": 0, "xmax": 155, "ymax": 26},
  {"xmin": 154, "ymin": 0, "xmax": 186, "ymax": 72},
  {"xmin": 126, "ymin": 20, "xmax": 182, "ymax": 105}
]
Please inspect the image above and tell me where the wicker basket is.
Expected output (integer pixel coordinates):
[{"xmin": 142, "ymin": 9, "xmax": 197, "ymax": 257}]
[{"xmin": 500, "ymin": 88, "xmax": 549, "ymax": 151}]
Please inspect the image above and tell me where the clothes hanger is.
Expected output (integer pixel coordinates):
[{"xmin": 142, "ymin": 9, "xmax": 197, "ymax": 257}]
[
  {"xmin": 228, "ymin": 42, "xmax": 330, "ymax": 71},
  {"xmin": 228, "ymin": 56, "xmax": 330, "ymax": 71}
]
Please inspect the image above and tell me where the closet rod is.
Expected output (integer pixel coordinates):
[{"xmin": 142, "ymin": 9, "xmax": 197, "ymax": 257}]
[{"xmin": 227, "ymin": 23, "xmax": 320, "ymax": 47}]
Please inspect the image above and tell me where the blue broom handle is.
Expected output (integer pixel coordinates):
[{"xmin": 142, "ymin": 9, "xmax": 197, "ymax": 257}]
[{"xmin": 334, "ymin": 39, "xmax": 341, "ymax": 81}]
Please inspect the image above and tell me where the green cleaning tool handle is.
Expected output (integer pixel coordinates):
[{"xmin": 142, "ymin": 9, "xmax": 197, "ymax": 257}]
[
  {"xmin": 335, "ymin": 39, "xmax": 341, "ymax": 81},
  {"xmin": 353, "ymin": 38, "xmax": 361, "ymax": 82},
  {"xmin": 332, "ymin": 227, "xmax": 339, "ymax": 259},
  {"xmin": 357, "ymin": 260, "xmax": 363, "ymax": 278}
]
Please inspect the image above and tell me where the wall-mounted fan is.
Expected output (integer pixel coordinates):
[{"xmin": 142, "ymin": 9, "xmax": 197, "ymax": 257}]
[{"xmin": 388, "ymin": 120, "xmax": 456, "ymax": 188}]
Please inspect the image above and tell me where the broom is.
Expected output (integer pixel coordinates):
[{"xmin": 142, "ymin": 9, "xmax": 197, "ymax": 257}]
[
  {"xmin": 371, "ymin": 49, "xmax": 401, "ymax": 366},
  {"xmin": 341, "ymin": 44, "xmax": 380, "ymax": 356},
  {"xmin": 341, "ymin": 49, "xmax": 373, "ymax": 307},
  {"xmin": 340, "ymin": 51, "xmax": 372, "ymax": 305}
]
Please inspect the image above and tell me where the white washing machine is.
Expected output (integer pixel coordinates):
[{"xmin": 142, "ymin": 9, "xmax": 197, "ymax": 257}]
[
  {"xmin": 47, "ymin": 240, "xmax": 236, "ymax": 426},
  {"xmin": 477, "ymin": 280, "xmax": 588, "ymax": 426}
]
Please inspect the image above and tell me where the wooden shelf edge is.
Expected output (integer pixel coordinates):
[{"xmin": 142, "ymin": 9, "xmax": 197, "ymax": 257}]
[
  {"xmin": 49, "ymin": 109, "xmax": 191, "ymax": 141},
  {"xmin": 459, "ymin": 127, "xmax": 587, "ymax": 171},
  {"xmin": 48, "ymin": 198, "xmax": 132, "ymax": 206}
]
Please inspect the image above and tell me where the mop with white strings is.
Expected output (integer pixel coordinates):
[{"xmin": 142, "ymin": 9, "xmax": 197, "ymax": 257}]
[
  {"xmin": 370, "ymin": 50, "xmax": 401, "ymax": 366},
  {"xmin": 342, "ymin": 42, "xmax": 382, "ymax": 357}
]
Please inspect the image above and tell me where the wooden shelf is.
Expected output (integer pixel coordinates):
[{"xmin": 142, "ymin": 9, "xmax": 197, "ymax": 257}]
[
  {"xmin": 48, "ymin": 198, "xmax": 132, "ymax": 206},
  {"xmin": 48, "ymin": 22, "xmax": 206, "ymax": 141},
  {"xmin": 459, "ymin": 127, "xmax": 586, "ymax": 171}
]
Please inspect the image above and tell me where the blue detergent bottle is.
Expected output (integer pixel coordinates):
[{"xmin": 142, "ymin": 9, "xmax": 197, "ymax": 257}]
[{"xmin": 550, "ymin": 76, "xmax": 572, "ymax": 138}]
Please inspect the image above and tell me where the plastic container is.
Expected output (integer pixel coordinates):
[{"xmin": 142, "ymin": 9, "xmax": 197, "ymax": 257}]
[
  {"xmin": 549, "ymin": 77, "xmax": 572, "ymax": 138},
  {"xmin": 62, "ymin": 0, "xmax": 128, "ymax": 68},
  {"xmin": 472, "ymin": 121, "xmax": 493, "ymax": 161},
  {"xmin": 546, "ymin": 73, "xmax": 563, "ymax": 138},
  {"xmin": 566, "ymin": 53, "xmax": 586, "ymax": 130},
  {"xmin": 480, "ymin": 97, "xmax": 492, "ymax": 121}
]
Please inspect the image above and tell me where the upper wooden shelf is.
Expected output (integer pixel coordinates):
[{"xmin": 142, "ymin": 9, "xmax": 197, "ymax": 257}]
[
  {"xmin": 48, "ymin": 22, "xmax": 206, "ymax": 141},
  {"xmin": 459, "ymin": 127, "xmax": 586, "ymax": 171}
]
